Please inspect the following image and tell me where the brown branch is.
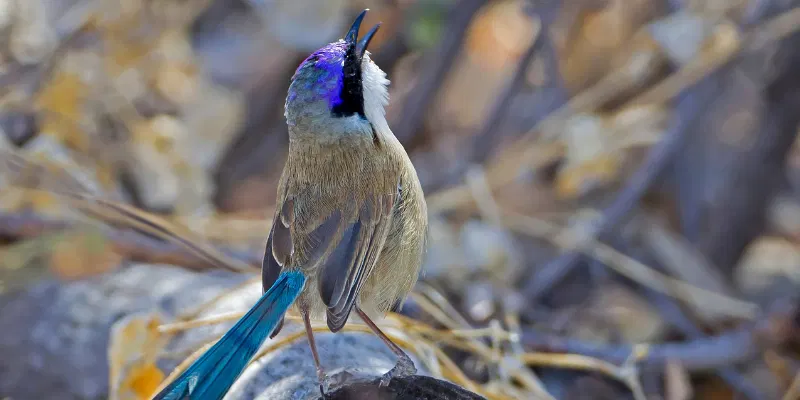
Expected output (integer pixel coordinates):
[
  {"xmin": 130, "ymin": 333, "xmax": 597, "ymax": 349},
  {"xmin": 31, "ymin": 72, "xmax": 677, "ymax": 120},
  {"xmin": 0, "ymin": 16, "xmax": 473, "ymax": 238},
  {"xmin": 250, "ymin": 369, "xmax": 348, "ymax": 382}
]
[
  {"xmin": 521, "ymin": 3, "xmax": 800, "ymax": 302},
  {"xmin": 649, "ymin": 293, "xmax": 765, "ymax": 399},
  {"xmin": 467, "ymin": 16, "xmax": 543, "ymax": 165},
  {"xmin": 212, "ymin": 52, "xmax": 304, "ymax": 211},
  {"xmin": 693, "ymin": 29, "xmax": 800, "ymax": 274},
  {"xmin": 630, "ymin": 245, "xmax": 765, "ymax": 399},
  {"xmin": 521, "ymin": 76, "xmax": 722, "ymax": 301},
  {"xmin": 390, "ymin": 0, "xmax": 489, "ymax": 144},
  {"xmin": 322, "ymin": 375, "xmax": 486, "ymax": 400},
  {"xmin": 0, "ymin": 212, "xmax": 261, "ymax": 272},
  {"xmin": 522, "ymin": 299, "xmax": 797, "ymax": 372}
]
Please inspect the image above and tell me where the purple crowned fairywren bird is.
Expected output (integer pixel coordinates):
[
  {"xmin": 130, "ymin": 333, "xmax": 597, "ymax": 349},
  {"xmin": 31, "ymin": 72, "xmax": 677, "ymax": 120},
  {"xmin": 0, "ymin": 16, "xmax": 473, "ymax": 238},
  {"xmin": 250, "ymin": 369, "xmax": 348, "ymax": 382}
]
[{"xmin": 152, "ymin": 9, "xmax": 428, "ymax": 400}]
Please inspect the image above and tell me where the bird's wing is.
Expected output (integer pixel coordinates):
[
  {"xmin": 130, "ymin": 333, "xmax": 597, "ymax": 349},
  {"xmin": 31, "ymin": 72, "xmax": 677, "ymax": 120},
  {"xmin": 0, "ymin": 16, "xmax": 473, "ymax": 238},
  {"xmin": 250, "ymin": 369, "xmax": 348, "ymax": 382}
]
[
  {"xmin": 262, "ymin": 196, "xmax": 342, "ymax": 337},
  {"xmin": 262, "ymin": 200, "xmax": 293, "ymax": 293},
  {"xmin": 318, "ymin": 190, "xmax": 397, "ymax": 332},
  {"xmin": 262, "ymin": 182, "xmax": 398, "ymax": 333}
]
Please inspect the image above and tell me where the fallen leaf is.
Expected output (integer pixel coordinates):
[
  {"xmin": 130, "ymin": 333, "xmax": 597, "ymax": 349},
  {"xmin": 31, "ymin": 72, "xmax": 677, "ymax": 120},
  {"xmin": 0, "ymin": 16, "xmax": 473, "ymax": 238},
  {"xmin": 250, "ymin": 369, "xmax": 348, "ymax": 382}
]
[
  {"xmin": 124, "ymin": 363, "xmax": 165, "ymax": 399},
  {"xmin": 34, "ymin": 70, "xmax": 88, "ymax": 152},
  {"xmin": 50, "ymin": 228, "xmax": 122, "ymax": 280},
  {"xmin": 0, "ymin": 235, "xmax": 59, "ymax": 292},
  {"xmin": 553, "ymin": 0, "xmax": 661, "ymax": 92},
  {"xmin": 466, "ymin": 0, "xmax": 539, "ymax": 71},
  {"xmin": 108, "ymin": 312, "xmax": 169, "ymax": 400},
  {"xmin": 735, "ymin": 236, "xmax": 800, "ymax": 295},
  {"xmin": 555, "ymin": 155, "xmax": 621, "ymax": 198},
  {"xmin": 576, "ymin": 283, "xmax": 666, "ymax": 343},
  {"xmin": 555, "ymin": 106, "xmax": 666, "ymax": 198}
]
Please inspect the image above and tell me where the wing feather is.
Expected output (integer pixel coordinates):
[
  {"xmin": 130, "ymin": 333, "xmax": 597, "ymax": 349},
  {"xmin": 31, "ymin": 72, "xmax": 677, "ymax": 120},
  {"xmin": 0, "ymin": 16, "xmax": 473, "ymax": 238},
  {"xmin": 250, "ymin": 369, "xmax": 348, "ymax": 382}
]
[
  {"xmin": 263, "ymin": 166, "xmax": 401, "ymax": 335},
  {"xmin": 322, "ymin": 191, "xmax": 397, "ymax": 332},
  {"xmin": 262, "ymin": 201, "xmax": 343, "ymax": 338}
]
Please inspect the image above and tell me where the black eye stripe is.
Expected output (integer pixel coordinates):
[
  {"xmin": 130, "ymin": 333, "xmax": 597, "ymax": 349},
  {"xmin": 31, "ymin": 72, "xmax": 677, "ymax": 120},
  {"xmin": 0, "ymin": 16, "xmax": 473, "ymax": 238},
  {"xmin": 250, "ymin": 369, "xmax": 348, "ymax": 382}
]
[{"xmin": 331, "ymin": 46, "xmax": 365, "ymax": 119}]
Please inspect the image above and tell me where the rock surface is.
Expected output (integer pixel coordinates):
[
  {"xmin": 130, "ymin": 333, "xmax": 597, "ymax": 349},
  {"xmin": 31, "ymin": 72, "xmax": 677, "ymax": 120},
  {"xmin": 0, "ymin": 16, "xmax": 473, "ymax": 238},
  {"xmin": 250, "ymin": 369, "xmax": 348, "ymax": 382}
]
[
  {"xmin": 0, "ymin": 264, "xmax": 243, "ymax": 400},
  {"xmin": 0, "ymin": 263, "xmax": 477, "ymax": 400}
]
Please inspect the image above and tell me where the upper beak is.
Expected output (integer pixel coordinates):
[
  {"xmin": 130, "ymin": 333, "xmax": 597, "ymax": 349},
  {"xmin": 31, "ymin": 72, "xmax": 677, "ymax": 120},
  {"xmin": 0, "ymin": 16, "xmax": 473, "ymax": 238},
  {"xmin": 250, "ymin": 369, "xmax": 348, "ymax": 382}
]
[{"xmin": 345, "ymin": 9, "xmax": 381, "ymax": 59}]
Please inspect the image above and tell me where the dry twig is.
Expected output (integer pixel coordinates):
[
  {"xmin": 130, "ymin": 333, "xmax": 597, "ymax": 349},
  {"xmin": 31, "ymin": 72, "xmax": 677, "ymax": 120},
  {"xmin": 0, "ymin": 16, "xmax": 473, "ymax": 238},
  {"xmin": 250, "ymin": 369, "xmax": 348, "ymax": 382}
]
[{"xmin": 0, "ymin": 211, "xmax": 260, "ymax": 271}]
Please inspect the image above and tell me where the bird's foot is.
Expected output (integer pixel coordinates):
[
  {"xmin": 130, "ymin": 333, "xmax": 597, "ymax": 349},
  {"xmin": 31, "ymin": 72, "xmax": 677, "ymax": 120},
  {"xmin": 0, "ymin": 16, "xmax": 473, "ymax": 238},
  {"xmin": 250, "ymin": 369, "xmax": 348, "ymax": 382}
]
[
  {"xmin": 317, "ymin": 368, "xmax": 331, "ymax": 397},
  {"xmin": 319, "ymin": 369, "xmax": 357, "ymax": 396},
  {"xmin": 379, "ymin": 354, "xmax": 416, "ymax": 386}
]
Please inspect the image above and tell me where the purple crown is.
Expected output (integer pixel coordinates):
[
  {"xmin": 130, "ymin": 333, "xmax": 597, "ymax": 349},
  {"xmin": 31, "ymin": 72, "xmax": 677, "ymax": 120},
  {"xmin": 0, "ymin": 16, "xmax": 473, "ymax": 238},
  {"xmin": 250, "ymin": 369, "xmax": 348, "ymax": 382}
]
[{"xmin": 287, "ymin": 10, "xmax": 380, "ymax": 117}]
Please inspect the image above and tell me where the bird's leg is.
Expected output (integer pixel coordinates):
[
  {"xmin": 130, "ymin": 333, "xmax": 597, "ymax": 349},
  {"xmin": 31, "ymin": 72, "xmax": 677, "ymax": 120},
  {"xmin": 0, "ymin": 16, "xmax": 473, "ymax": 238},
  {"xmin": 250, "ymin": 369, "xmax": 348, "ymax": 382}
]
[
  {"xmin": 302, "ymin": 309, "xmax": 330, "ymax": 396},
  {"xmin": 355, "ymin": 307, "xmax": 416, "ymax": 386}
]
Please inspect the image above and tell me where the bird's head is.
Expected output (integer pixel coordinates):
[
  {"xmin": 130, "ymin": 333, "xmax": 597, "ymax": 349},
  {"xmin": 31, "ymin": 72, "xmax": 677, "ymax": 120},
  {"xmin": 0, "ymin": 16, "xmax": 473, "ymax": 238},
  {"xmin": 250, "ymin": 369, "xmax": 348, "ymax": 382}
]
[{"xmin": 285, "ymin": 9, "xmax": 390, "ymax": 140}]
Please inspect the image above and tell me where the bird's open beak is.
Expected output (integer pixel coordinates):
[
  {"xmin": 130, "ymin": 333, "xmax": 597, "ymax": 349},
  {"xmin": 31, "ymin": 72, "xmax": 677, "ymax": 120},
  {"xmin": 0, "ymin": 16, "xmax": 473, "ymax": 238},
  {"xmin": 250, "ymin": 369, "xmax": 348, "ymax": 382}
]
[{"xmin": 345, "ymin": 9, "xmax": 381, "ymax": 59}]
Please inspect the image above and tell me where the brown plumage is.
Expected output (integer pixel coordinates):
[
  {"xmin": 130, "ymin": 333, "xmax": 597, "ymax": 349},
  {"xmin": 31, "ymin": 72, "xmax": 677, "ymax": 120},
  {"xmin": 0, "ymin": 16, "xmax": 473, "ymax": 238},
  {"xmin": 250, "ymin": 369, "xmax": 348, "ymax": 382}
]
[
  {"xmin": 148, "ymin": 11, "xmax": 425, "ymax": 400},
  {"xmin": 259, "ymin": 9, "xmax": 428, "ymax": 389},
  {"xmin": 263, "ymin": 133, "xmax": 427, "ymax": 333}
]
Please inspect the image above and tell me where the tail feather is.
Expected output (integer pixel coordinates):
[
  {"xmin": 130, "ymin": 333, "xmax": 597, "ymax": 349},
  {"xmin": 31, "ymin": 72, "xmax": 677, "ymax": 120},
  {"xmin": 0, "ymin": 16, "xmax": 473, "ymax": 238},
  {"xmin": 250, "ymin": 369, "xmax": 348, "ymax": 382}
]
[{"xmin": 153, "ymin": 270, "xmax": 306, "ymax": 400}]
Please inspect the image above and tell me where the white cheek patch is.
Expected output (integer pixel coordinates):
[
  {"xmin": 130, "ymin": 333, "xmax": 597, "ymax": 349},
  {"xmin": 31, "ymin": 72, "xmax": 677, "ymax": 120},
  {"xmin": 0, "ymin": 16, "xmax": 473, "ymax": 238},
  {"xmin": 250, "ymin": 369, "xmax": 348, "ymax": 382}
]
[{"xmin": 360, "ymin": 55, "xmax": 391, "ymax": 136}]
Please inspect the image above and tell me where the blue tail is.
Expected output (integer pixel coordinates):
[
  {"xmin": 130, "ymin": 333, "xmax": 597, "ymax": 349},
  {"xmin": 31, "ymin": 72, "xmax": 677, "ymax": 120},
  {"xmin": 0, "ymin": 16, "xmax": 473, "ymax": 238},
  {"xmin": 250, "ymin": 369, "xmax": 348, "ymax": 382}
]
[{"xmin": 153, "ymin": 270, "xmax": 306, "ymax": 400}]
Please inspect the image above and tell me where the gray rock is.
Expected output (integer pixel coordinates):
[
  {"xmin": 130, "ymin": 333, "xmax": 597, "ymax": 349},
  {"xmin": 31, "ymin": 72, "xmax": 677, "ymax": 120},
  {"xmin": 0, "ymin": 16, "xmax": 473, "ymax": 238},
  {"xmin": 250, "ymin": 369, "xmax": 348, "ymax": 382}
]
[
  {"xmin": 0, "ymin": 264, "xmax": 244, "ymax": 400},
  {"xmin": 0, "ymin": 263, "xmax": 441, "ymax": 400},
  {"xmin": 227, "ymin": 332, "xmax": 401, "ymax": 400}
]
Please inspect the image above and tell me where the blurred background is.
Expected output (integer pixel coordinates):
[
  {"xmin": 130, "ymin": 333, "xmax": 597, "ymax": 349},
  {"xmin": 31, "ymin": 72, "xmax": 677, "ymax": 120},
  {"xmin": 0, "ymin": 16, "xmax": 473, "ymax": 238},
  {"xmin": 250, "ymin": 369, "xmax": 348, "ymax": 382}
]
[{"xmin": 2, "ymin": 0, "xmax": 800, "ymax": 399}]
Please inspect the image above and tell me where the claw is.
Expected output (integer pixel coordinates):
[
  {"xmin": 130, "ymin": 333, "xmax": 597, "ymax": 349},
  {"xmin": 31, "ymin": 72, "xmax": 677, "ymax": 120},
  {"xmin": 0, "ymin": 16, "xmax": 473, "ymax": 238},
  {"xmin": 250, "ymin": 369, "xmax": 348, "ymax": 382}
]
[
  {"xmin": 318, "ymin": 369, "xmax": 360, "ymax": 398},
  {"xmin": 318, "ymin": 384, "xmax": 326, "ymax": 399},
  {"xmin": 379, "ymin": 354, "xmax": 416, "ymax": 386},
  {"xmin": 317, "ymin": 369, "xmax": 330, "ymax": 397}
]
